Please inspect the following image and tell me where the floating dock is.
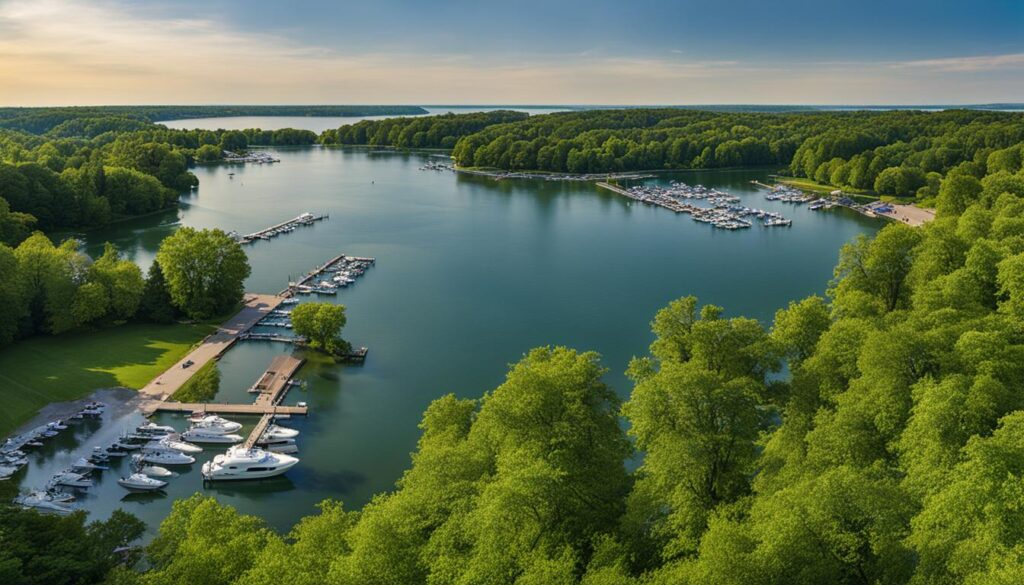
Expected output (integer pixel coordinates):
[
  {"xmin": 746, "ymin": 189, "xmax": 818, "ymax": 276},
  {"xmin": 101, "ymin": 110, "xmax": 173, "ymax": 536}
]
[{"xmin": 235, "ymin": 212, "xmax": 328, "ymax": 245}]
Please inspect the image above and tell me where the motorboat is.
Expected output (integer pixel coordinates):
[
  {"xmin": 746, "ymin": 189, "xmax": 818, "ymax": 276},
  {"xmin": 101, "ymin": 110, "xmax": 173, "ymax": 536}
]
[
  {"xmin": 51, "ymin": 471, "xmax": 93, "ymax": 488},
  {"xmin": 112, "ymin": 441, "xmax": 141, "ymax": 451},
  {"xmin": 189, "ymin": 416, "xmax": 242, "ymax": 435},
  {"xmin": 72, "ymin": 457, "xmax": 108, "ymax": 472},
  {"xmin": 137, "ymin": 450, "xmax": 195, "ymax": 465},
  {"xmin": 0, "ymin": 465, "xmax": 19, "ymax": 479},
  {"xmin": 137, "ymin": 464, "xmax": 173, "ymax": 478},
  {"xmin": 263, "ymin": 424, "xmax": 299, "ymax": 440},
  {"xmin": 48, "ymin": 420, "xmax": 68, "ymax": 431},
  {"xmin": 181, "ymin": 429, "xmax": 243, "ymax": 444},
  {"xmin": 117, "ymin": 473, "xmax": 168, "ymax": 492},
  {"xmin": 201, "ymin": 446, "xmax": 299, "ymax": 481},
  {"xmin": 137, "ymin": 422, "xmax": 175, "ymax": 435},
  {"xmin": 79, "ymin": 408, "xmax": 102, "ymax": 418},
  {"xmin": 14, "ymin": 492, "xmax": 74, "ymax": 515},
  {"xmin": 104, "ymin": 446, "xmax": 128, "ymax": 458},
  {"xmin": 145, "ymin": 437, "xmax": 202, "ymax": 454},
  {"xmin": 257, "ymin": 437, "xmax": 298, "ymax": 454}
]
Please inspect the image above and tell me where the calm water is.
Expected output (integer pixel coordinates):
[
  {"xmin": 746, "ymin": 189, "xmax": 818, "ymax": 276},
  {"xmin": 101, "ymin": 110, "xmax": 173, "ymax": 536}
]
[{"xmin": 21, "ymin": 142, "xmax": 880, "ymax": 536}]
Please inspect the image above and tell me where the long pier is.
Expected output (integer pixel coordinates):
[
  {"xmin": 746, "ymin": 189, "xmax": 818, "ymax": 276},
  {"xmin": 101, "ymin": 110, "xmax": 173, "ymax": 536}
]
[
  {"xmin": 237, "ymin": 212, "xmax": 328, "ymax": 245},
  {"xmin": 144, "ymin": 355, "xmax": 307, "ymax": 418}
]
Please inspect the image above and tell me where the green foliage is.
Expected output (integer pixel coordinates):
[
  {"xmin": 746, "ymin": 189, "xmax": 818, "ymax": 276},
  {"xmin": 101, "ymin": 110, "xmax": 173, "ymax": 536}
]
[
  {"xmin": 0, "ymin": 506, "xmax": 144, "ymax": 585},
  {"xmin": 290, "ymin": 302, "xmax": 348, "ymax": 353},
  {"xmin": 155, "ymin": 227, "xmax": 250, "ymax": 320},
  {"xmin": 320, "ymin": 110, "xmax": 529, "ymax": 149},
  {"xmin": 138, "ymin": 260, "xmax": 178, "ymax": 324}
]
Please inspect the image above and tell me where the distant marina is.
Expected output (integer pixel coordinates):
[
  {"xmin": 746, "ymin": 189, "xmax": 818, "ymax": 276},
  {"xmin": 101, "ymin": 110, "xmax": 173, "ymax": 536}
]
[
  {"xmin": 598, "ymin": 181, "xmax": 795, "ymax": 230},
  {"xmin": 230, "ymin": 212, "xmax": 328, "ymax": 245}
]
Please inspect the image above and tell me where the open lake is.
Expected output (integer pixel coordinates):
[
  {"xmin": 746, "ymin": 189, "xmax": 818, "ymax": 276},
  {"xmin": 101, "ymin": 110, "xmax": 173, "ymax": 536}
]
[{"xmin": 18, "ymin": 131, "xmax": 881, "ymax": 536}]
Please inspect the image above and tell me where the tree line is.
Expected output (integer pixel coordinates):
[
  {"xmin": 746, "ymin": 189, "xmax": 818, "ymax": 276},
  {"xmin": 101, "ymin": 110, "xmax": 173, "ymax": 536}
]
[
  {"xmin": 0, "ymin": 228, "xmax": 249, "ymax": 349},
  {"xmin": 319, "ymin": 110, "xmax": 530, "ymax": 149},
  {"xmin": 9, "ymin": 142, "xmax": 1014, "ymax": 584}
]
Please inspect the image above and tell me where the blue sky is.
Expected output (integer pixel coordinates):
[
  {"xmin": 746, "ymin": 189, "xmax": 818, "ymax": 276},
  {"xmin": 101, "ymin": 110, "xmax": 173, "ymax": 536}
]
[{"xmin": 1, "ymin": 0, "xmax": 1022, "ymax": 105}]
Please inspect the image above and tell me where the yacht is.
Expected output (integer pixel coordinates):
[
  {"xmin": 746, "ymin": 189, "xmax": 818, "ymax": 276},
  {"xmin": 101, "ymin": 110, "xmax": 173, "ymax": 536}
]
[
  {"xmin": 263, "ymin": 424, "xmax": 299, "ymax": 440},
  {"xmin": 201, "ymin": 446, "xmax": 299, "ymax": 481},
  {"xmin": 137, "ymin": 450, "xmax": 195, "ymax": 466},
  {"xmin": 181, "ymin": 429, "xmax": 243, "ymax": 444},
  {"xmin": 145, "ymin": 437, "xmax": 202, "ymax": 454},
  {"xmin": 256, "ymin": 437, "xmax": 298, "ymax": 454},
  {"xmin": 14, "ymin": 492, "xmax": 74, "ymax": 515},
  {"xmin": 51, "ymin": 471, "xmax": 93, "ymax": 489},
  {"xmin": 189, "ymin": 415, "xmax": 242, "ymax": 434},
  {"xmin": 138, "ymin": 464, "xmax": 173, "ymax": 478},
  {"xmin": 118, "ymin": 473, "xmax": 168, "ymax": 492},
  {"xmin": 72, "ymin": 457, "xmax": 108, "ymax": 472},
  {"xmin": 137, "ymin": 422, "xmax": 176, "ymax": 435}
]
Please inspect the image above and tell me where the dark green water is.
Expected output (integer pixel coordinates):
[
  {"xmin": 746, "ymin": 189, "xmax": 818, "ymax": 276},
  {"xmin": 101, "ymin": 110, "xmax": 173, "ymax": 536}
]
[{"xmin": 21, "ymin": 144, "xmax": 880, "ymax": 536}]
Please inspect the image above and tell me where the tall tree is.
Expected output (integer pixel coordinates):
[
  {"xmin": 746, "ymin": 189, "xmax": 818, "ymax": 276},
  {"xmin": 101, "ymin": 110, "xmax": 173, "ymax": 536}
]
[{"xmin": 155, "ymin": 227, "xmax": 250, "ymax": 320}]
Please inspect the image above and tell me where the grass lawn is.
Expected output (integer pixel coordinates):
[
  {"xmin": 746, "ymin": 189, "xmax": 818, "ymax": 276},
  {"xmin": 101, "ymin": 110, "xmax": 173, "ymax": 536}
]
[{"xmin": 0, "ymin": 322, "xmax": 216, "ymax": 437}]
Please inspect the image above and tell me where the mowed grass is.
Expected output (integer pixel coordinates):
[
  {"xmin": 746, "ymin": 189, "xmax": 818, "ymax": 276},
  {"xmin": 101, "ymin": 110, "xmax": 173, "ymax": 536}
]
[{"xmin": 0, "ymin": 322, "xmax": 216, "ymax": 437}]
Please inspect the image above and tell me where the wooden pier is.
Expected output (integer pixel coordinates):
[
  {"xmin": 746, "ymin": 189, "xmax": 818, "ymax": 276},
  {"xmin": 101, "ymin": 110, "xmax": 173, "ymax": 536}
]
[
  {"xmin": 238, "ymin": 213, "xmax": 328, "ymax": 245},
  {"xmin": 144, "ymin": 355, "xmax": 307, "ymax": 417},
  {"xmin": 280, "ymin": 252, "xmax": 376, "ymax": 297}
]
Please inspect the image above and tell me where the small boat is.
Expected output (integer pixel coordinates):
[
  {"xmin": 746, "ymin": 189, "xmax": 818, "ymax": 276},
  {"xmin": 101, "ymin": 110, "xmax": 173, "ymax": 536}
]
[
  {"xmin": 14, "ymin": 492, "xmax": 74, "ymax": 515},
  {"xmin": 24, "ymin": 440, "xmax": 44, "ymax": 448},
  {"xmin": 117, "ymin": 473, "xmax": 168, "ymax": 492},
  {"xmin": 137, "ymin": 450, "xmax": 195, "ymax": 465},
  {"xmin": 72, "ymin": 457, "xmax": 108, "ymax": 471},
  {"xmin": 137, "ymin": 422, "xmax": 176, "ymax": 434},
  {"xmin": 41, "ymin": 430, "xmax": 59, "ymax": 438},
  {"xmin": 79, "ymin": 408, "xmax": 103, "ymax": 418},
  {"xmin": 0, "ymin": 465, "xmax": 19, "ymax": 479},
  {"xmin": 113, "ymin": 441, "xmax": 141, "ymax": 451},
  {"xmin": 189, "ymin": 416, "xmax": 242, "ymax": 435},
  {"xmin": 181, "ymin": 429, "xmax": 243, "ymax": 444},
  {"xmin": 257, "ymin": 437, "xmax": 298, "ymax": 454},
  {"xmin": 138, "ymin": 464, "xmax": 173, "ymax": 478},
  {"xmin": 48, "ymin": 421, "xmax": 68, "ymax": 431},
  {"xmin": 263, "ymin": 425, "xmax": 299, "ymax": 440},
  {"xmin": 51, "ymin": 471, "xmax": 93, "ymax": 488},
  {"xmin": 104, "ymin": 446, "xmax": 128, "ymax": 457},
  {"xmin": 145, "ymin": 437, "xmax": 202, "ymax": 454}
]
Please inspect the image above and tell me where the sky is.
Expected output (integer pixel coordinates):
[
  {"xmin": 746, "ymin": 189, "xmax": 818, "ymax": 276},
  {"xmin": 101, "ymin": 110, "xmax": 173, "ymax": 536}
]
[{"xmin": 0, "ymin": 0, "xmax": 1022, "ymax": 106}]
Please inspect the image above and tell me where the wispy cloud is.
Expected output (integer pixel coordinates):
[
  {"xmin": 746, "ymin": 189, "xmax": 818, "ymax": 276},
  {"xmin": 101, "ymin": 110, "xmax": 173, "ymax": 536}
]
[
  {"xmin": 893, "ymin": 52, "xmax": 1024, "ymax": 72},
  {"xmin": 0, "ymin": 0, "xmax": 1021, "ymax": 105}
]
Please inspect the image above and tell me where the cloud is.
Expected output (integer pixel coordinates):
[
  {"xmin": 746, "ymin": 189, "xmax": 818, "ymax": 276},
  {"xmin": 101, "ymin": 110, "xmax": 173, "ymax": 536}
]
[
  {"xmin": 0, "ymin": 0, "xmax": 1021, "ymax": 105},
  {"xmin": 893, "ymin": 52, "xmax": 1024, "ymax": 72}
]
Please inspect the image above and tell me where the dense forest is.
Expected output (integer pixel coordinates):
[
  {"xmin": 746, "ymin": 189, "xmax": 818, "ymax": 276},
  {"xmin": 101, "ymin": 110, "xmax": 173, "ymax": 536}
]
[
  {"xmin": 319, "ymin": 110, "xmax": 529, "ymax": 149},
  {"xmin": 0, "ymin": 105, "xmax": 426, "ymax": 134},
  {"xmin": 67, "ymin": 137, "xmax": 1023, "ymax": 584},
  {"xmin": 0, "ymin": 110, "xmax": 324, "ymax": 239}
]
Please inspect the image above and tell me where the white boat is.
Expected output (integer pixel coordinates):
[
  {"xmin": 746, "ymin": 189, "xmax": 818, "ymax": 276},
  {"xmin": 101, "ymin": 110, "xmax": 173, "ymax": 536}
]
[
  {"xmin": 137, "ymin": 450, "xmax": 195, "ymax": 465},
  {"xmin": 263, "ymin": 424, "xmax": 299, "ymax": 440},
  {"xmin": 201, "ymin": 446, "xmax": 299, "ymax": 481},
  {"xmin": 181, "ymin": 429, "xmax": 243, "ymax": 444},
  {"xmin": 0, "ymin": 465, "xmax": 19, "ymax": 479},
  {"xmin": 189, "ymin": 415, "xmax": 242, "ymax": 434},
  {"xmin": 137, "ymin": 422, "xmax": 175, "ymax": 434},
  {"xmin": 257, "ymin": 437, "xmax": 298, "ymax": 454},
  {"xmin": 72, "ymin": 457, "xmax": 108, "ymax": 471},
  {"xmin": 51, "ymin": 471, "xmax": 93, "ymax": 488},
  {"xmin": 144, "ymin": 437, "xmax": 202, "ymax": 454},
  {"xmin": 15, "ymin": 492, "xmax": 74, "ymax": 515},
  {"xmin": 118, "ymin": 473, "xmax": 168, "ymax": 492},
  {"xmin": 48, "ymin": 421, "xmax": 68, "ymax": 431},
  {"xmin": 138, "ymin": 464, "xmax": 173, "ymax": 478}
]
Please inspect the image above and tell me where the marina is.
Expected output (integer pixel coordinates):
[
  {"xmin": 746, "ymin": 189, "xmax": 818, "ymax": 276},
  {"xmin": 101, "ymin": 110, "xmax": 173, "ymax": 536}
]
[
  {"xmin": 283, "ymin": 253, "xmax": 375, "ymax": 296},
  {"xmin": 231, "ymin": 212, "xmax": 328, "ymax": 245},
  {"xmin": 221, "ymin": 150, "xmax": 281, "ymax": 164},
  {"xmin": 598, "ymin": 181, "xmax": 793, "ymax": 229}
]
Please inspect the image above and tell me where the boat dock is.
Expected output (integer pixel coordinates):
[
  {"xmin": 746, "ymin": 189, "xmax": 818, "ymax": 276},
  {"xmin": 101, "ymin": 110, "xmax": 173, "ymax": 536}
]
[
  {"xmin": 235, "ymin": 212, "xmax": 328, "ymax": 245},
  {"xmin": 281, "ymin": 252, "xmax": 375, "ymax": 297},
  {"xmin": 145, "ymin": 355, "xmax": 307, "ymax": 417}
]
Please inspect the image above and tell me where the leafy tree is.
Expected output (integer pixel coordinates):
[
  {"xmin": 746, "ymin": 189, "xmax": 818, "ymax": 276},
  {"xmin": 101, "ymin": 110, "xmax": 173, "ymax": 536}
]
[
  {"xmin": 138, "ymin": 260, "xmax": 178, "ymax": 323},
  {"xmin": 290, "ymin": 302, "xmax": 348, "ymax": 353},
  {"xmin": 89, "ymin": 243, "xmax": 144, "ymax": 321},
  {"xmin": 155, "ymin": 227, "xmax": 250, "ymax": 320}
]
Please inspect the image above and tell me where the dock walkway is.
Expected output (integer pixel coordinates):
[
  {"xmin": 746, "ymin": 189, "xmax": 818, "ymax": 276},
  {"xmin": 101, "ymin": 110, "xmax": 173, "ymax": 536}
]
[
  {"xmin": 137, "ymin": 294, "xmax": 284, "ymax": 403},
  {"xmin": 237, "ymin": 213, "xmax": 328, "ymax": 245},
  {"xmin": 144, "ymin": 355, "xmax": 307, "ymax": 422}
]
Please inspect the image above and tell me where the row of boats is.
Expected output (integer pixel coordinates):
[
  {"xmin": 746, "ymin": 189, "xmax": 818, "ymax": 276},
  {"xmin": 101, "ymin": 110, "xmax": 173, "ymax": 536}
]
[
  {"xmin": 12, "ymin": 411, "xmax": 303, "ymax": 514},
  {"xmin": 230, "ymin": 212, "xmax": 327, "ymax": 245},
  {"xmin": 222, "ymin": 150, "xmax": 280, "ymax": 164},
  {"xmin": 292, "ymin": 255, "xmax": 375, "ymax": 296},
  {"xmin": 0, "ymin": 401, "xmax": 108, "ymax": 480},
  {"xmin": 621, "ymin": 182, "xmax": 793, "ymax": 229}
]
